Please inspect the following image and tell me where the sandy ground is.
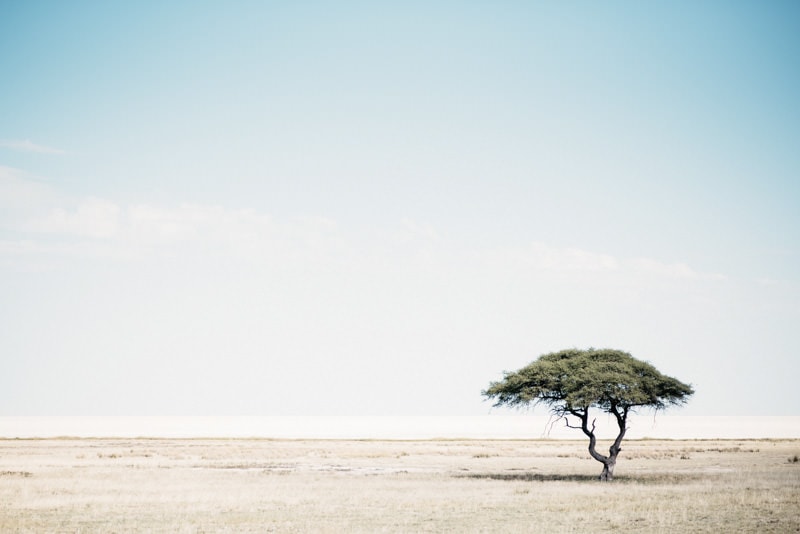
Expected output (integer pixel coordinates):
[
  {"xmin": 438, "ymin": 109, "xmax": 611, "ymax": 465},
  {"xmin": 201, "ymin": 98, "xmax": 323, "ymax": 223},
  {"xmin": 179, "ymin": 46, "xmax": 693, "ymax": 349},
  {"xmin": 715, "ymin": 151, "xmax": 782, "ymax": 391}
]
[{"xmin": 1, "ymin": 438, "xmax": 799, "ymax": 532}]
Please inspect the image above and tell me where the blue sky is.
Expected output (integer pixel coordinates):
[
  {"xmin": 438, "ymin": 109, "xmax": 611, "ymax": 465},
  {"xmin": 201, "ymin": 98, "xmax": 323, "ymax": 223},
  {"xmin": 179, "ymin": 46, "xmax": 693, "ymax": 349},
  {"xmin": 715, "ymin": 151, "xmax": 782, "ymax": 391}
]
[{"xmin": 1, "ymin": 2, "xmax": 798, "ymax": 415}]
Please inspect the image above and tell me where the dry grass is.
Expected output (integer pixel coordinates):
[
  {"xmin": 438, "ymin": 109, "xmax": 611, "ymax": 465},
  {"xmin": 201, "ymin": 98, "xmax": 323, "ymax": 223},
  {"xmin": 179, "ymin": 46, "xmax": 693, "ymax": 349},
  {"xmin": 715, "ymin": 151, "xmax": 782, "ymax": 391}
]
[{"xmin": 1, "ymin": 438, "xmax": 798, "ymax": 532}]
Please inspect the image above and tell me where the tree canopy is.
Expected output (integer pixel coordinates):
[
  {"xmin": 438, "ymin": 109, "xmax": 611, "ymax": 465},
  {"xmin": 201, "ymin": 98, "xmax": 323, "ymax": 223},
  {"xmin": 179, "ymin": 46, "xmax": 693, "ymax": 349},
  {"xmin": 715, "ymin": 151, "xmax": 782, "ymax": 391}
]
[
  {"xmin": 484, "ymin": 348, "xmax": 693, "ymax": 414},
  {"xmin": 483, "ymin": 348, "xmax": 694, "ymax": 480}
]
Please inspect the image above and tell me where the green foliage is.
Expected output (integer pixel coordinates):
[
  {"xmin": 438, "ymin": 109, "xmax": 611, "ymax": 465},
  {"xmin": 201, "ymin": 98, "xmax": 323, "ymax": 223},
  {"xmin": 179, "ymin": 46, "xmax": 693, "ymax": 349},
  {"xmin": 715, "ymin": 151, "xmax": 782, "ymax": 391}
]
[{"xmin": 483, "ymin": 348, "xmax": 694, "ymax": 414}]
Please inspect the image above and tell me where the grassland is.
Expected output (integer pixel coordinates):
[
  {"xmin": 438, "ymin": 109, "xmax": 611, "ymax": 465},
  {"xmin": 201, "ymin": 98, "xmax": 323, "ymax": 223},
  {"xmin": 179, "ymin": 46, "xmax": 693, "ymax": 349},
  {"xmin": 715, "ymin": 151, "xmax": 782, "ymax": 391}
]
[{"xmin": 1, "ymin": 438, "xmax": 798, "ymax": 532}]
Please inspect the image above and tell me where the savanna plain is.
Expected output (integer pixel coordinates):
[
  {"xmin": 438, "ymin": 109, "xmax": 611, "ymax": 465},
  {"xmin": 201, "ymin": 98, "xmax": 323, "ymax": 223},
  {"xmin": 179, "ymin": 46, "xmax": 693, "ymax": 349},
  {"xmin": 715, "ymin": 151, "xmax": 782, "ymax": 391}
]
[{"xmin": 1, "ymin": 438, "xmax": 798, "ymax": 533}]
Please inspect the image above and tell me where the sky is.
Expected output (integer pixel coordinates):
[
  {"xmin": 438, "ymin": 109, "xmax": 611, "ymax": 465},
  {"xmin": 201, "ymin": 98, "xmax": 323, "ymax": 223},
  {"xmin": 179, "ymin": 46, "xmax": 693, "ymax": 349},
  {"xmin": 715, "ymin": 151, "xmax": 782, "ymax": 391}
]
[{"xmin": 1, "ymin": 1, "xmax": 798, "ymax": 416}]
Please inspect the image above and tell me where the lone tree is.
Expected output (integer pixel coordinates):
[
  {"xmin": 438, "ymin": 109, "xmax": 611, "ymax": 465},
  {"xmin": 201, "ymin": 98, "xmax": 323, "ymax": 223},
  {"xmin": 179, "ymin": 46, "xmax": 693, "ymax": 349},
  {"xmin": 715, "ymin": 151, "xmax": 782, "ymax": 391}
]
[{"xmin": 483, "ymin": 348, "xmax": 693, "ymax": 481}]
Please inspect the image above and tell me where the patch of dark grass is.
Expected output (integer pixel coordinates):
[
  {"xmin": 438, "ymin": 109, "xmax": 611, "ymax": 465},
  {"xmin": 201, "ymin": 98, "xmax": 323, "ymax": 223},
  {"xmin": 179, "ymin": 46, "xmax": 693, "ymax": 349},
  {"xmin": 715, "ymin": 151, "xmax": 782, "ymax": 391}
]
[
  {"xmin": 617, "ymin": 472, "xmax": 712, "ymax": 485},
  {"xmin": 0, "ymin": 470, "xmax": 33, "ymax": 477},
  {"xmin": 200, "ymin": 463, "xmax": 296, "ymax": 470},
  {"xmin": 703, "ymin": 446, "xmax": 759, "ymax": 453}
]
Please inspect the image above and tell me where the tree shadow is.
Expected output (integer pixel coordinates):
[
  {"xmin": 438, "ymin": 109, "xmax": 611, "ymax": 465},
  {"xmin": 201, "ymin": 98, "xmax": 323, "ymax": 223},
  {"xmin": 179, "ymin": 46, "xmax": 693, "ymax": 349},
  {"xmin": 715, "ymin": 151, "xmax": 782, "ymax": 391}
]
[
  {"xmin": 459, "ymin": 472, "xmax": 598, "ymax": 482},
  {"xmin": 458, "ymin": 472, "xmax": 711, "ymax": 484}
]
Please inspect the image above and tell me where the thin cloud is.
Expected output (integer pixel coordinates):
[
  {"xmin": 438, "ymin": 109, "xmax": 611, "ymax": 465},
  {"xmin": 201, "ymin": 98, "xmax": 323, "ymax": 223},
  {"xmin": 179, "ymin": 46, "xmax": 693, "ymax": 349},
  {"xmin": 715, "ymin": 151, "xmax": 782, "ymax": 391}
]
[
  {"xmin": 25, "ymin": 198, "xmax": 121, "ymax": 239},
  {"xmin": 0, "ymin": 139, "xmax": 68, "ymax": 155},
  {"xmin": 625, "ymin": 258, "xmax": 727, "ymax": 281},
  {"xmin": 1, "ymin": 190, "xmax": 730, "ymax": 285},
  {"xmin": 485, "ymin": 241, "xmax": 726, "ymax": 282},
  {"xmin": 488, "ymin": 242, "xmax": 620, "ymax": 273}
]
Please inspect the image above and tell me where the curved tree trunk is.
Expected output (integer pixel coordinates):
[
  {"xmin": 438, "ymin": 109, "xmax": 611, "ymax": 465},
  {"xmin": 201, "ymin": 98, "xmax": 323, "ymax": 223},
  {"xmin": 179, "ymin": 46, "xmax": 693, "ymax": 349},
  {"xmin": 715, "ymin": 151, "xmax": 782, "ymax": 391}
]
[
  {"xmin": 599, "ymin": 451, "xmax": 618, "ymax": 481},
  {"xmin": 599, "ymin": 419, "xmax": 625, "ymax": 481},
  {"xmin": 571, "ymin": 406, "xmax": 628, "ymax": 481}
]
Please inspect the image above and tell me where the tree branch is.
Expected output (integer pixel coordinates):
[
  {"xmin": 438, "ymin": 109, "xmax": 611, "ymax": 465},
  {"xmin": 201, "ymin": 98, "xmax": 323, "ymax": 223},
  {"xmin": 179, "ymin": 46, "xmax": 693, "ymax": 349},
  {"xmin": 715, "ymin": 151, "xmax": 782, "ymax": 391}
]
[
  {"xmin": 569, "ymin": 408, "xmax": 607, "ymax": 464},
  {"xmin": 563, "ymin": 417, "xmax": 581, "ymax": 430},
  {"xmin": 609, "ymin": 405, "xmax": 628, "ymax": 456}
]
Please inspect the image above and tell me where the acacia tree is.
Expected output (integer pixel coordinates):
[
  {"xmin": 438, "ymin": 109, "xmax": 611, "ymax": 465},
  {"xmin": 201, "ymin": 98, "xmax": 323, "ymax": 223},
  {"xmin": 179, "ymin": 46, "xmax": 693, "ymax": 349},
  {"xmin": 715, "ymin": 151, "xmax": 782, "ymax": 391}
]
[{"xmin": 483, "ymin": 348, "xmax": 693, "ymax": 481}]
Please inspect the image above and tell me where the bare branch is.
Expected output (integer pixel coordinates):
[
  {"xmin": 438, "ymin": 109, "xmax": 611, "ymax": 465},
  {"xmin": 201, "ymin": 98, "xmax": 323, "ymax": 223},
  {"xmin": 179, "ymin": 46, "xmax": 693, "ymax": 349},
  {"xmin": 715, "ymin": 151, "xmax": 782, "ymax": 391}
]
[
  {"xmin": 568, "ymin": 408, "xmax": 585, "ymax": 420},
  {"xmin": 563, "ymin": 417, "xmax": 581, "ymax": 430},
  {"xmin": 544, "ymin": 413, "xmax": 560, "ymax": 437}
]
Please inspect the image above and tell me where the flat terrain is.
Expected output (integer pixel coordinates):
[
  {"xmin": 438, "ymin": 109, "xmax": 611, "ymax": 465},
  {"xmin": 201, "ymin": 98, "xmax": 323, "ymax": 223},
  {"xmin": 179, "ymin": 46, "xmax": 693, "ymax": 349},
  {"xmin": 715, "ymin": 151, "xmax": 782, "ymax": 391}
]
[{"xmin": 1, "ymin": 438, "xmax": 798, "ymax": 532}]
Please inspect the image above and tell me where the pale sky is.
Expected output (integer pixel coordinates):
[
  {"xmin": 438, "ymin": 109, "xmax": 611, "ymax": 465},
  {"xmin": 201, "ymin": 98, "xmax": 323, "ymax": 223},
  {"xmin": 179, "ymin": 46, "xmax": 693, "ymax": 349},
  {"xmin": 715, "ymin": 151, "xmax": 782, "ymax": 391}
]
[{"xmin": 1, "ymin": 2, "xmax": 798, "ymax": 416}]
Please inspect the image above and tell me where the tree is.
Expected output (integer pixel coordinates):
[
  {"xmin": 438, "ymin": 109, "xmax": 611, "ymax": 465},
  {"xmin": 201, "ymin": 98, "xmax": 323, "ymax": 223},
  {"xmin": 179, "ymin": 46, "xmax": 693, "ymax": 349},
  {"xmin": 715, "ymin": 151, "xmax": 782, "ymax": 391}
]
[{"xmin": 483, "ymin": 348, "xmax": 694, "ymax": 481}]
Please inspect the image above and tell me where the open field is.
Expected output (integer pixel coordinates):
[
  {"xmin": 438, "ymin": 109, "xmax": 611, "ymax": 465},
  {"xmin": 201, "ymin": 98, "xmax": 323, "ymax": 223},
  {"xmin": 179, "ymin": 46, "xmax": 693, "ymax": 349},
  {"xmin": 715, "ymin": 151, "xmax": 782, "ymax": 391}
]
[{"xmin": 1, "ymin": 438, "xmax": 798, "ymax": 533}]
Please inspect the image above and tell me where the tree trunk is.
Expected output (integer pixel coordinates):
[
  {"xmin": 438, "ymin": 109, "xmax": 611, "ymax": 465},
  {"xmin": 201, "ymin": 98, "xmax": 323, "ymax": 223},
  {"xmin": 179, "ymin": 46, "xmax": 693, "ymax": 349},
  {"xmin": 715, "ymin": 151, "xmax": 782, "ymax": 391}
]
[
  {"xmin": 599, "ymin": 455, "xmax": 617, "ymax": 481},
  {"xmin": 570, "ymin": 406, "xmax": 628, "ymax": 482}
]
